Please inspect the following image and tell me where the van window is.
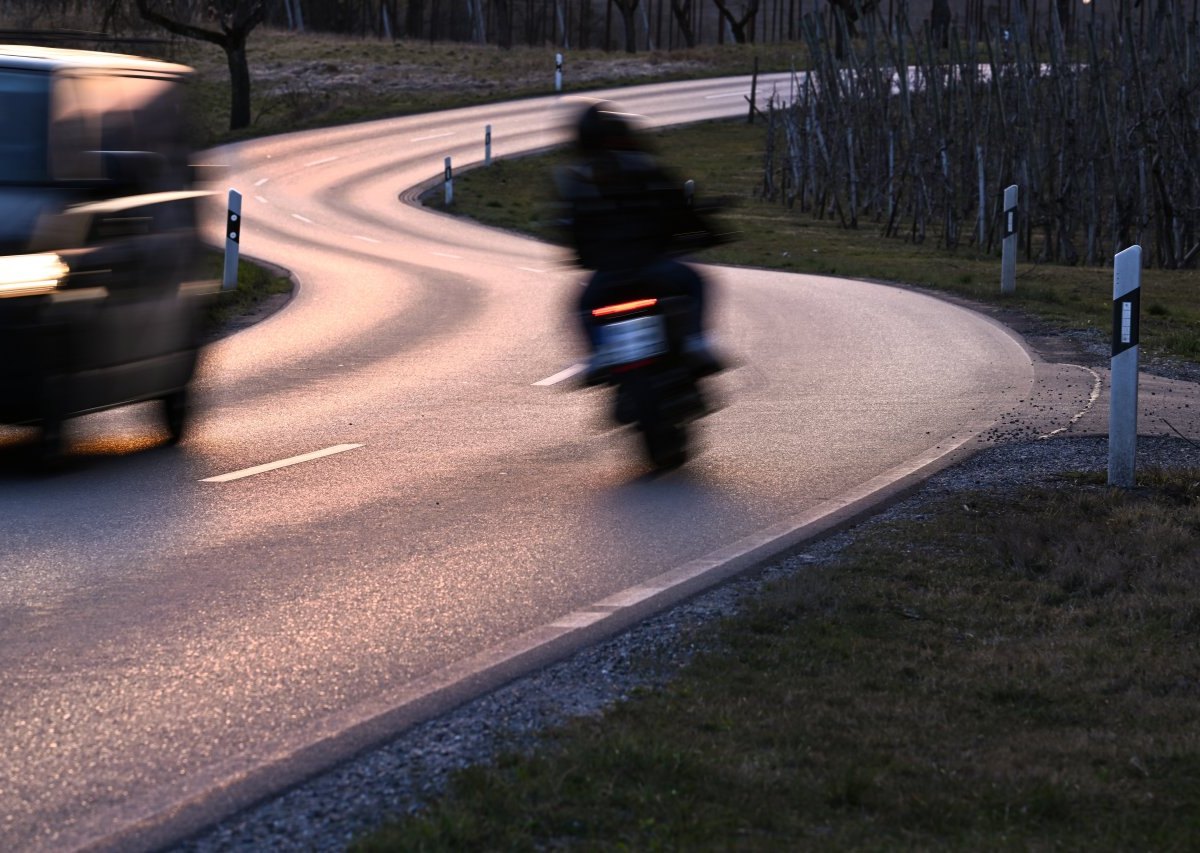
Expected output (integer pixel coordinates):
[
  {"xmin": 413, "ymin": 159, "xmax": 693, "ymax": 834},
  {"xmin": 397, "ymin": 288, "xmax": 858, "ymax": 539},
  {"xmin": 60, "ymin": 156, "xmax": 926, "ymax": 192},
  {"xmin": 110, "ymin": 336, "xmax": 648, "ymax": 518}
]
[
  {"xmin": 0, "ymin": 69, "xmax": 51, "ymax": 183},
  {"xmin": 49, "ymin": 72, "xmax": 102, "ymax": 181},
  {"xmin": 51, "ymin": 71, "xmax": 188, "ymax": 187}
]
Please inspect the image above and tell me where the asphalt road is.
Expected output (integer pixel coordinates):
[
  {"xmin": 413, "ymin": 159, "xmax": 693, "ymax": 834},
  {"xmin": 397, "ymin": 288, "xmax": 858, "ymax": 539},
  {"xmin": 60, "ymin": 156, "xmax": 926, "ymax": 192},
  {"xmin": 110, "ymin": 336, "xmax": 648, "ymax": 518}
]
[{"xmin": 0, "ymin": 77, "xmax": 1037, "ymax": 851}]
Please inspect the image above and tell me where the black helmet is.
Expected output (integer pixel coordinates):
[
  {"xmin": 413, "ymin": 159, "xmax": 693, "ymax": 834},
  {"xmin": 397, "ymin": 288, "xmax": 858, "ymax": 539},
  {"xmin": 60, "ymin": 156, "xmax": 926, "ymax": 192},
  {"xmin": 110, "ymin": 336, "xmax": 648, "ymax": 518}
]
[{"xmin": 576, "ymin": 101, "xmax": 638, "ymax": 153}]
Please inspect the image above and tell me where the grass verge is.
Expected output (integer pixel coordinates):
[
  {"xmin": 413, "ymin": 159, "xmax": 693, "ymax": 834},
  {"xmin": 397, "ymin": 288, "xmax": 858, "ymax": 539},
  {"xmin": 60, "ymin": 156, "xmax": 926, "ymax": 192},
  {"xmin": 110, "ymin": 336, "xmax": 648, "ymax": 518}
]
[
  {"xmin": 426, "ymin": 119, "xmax": 1200, "ymax": 364},
  {"xmin": 355, "ymin": 467, "xmax": 1200, "ymax": 849},
  {"xmin": 197, "ymin": 249, "xmax": 294, "ymax": 335}
]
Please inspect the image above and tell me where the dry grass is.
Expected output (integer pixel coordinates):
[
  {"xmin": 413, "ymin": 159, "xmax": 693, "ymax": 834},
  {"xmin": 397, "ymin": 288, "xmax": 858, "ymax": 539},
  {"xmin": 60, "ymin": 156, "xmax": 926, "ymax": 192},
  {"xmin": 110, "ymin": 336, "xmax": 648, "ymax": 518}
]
[{"xmin": 159, "ymin": 31, "xmax": 805, "ymax": 145}]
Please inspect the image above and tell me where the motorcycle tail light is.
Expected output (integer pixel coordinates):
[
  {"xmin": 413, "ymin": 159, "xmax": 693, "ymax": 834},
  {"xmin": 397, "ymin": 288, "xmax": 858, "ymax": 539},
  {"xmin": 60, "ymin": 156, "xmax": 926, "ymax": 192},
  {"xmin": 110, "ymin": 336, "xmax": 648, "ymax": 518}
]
[{"xmin": 592, "ymin": 298, "xmax": 657, "ymax": 318}]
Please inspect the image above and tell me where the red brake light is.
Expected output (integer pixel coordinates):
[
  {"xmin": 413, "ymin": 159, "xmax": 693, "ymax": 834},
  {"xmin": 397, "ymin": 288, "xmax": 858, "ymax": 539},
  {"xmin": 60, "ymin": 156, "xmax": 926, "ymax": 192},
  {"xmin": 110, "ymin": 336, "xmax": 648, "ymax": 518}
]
[{"xmin": 591, "ymin": 298, "xmax": 658, "ymax": 318}]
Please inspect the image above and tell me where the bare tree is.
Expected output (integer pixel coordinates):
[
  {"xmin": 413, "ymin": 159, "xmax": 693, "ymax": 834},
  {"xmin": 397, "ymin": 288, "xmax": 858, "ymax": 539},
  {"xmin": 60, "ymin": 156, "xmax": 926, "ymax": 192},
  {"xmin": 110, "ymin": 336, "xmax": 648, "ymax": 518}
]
[
  {"xmin": 825, "ymin": 0, "xmax": 880, "ymax": 57},
  {"xmin": 670, "ymin": 0, "xmax": 697, "ymax": 47},
  {"xmin": 136, "ymin": 0, "xmax": 272, "ymax": 131},
  {"xmin": 612, "ymin": 0, "xmax": 640, "ymax": 51},
  {"xmin": 710, "ymin": 0, "xmax": 759, "ymax": 43},
  {"xmin": 492, "ymin": 0, "xmax": 513, "ymax": 46}
]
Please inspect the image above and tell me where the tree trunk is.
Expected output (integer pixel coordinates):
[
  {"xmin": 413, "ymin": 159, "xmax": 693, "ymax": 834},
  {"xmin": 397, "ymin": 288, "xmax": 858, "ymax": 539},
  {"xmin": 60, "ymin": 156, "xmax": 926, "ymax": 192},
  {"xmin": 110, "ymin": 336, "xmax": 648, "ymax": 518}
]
[
  {"xmin": 624, "ymin": 7, "xmax": 638, "ymax": 50},
  {"xmin": 670, "ymin": 0, "xmax": 696, "ymax": 47},
  {"xmin": 135, "ymin": 0, "xmax": 266, "ymax": 132},
  {"xmin": 407, "ymin": 0, "xmax": 425, "ymax": 37},
  {"xmin": 226, "ymin": 34, "xmax": 252, "ymax": 130},
  {"xmin": 614, "ymin": 0, "xmax": 638, "ymax": 51},
  {"xmin": 494, "ymin": 0, "xmax": 512, "ymax": 46},
  {"xmin": 710, "ymin": 0, "xmax": 758, "ymax": 44}
]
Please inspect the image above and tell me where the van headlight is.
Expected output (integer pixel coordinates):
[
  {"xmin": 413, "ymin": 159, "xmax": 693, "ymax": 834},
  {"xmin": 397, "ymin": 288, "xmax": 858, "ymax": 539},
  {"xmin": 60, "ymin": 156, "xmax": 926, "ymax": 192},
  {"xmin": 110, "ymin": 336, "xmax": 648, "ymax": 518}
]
[{"xmin": 0, "ymin": 253, "xmax": 69, "ymax": 298}]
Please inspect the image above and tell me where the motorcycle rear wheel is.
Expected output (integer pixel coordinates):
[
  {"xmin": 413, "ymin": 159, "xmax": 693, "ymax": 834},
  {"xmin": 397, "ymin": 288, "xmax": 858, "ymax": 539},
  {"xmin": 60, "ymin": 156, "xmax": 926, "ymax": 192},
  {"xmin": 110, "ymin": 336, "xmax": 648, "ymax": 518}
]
[{"xmin": 643, "ymin": 420, "xmax": 688, "ymax": 470}]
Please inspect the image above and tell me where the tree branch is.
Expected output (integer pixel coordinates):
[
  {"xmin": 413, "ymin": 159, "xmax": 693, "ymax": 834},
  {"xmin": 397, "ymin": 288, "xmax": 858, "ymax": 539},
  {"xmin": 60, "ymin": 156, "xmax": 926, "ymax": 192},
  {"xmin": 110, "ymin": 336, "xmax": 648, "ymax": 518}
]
[{"xmin": 135, "ymin": 0, "xmax": 228, "ymax": 47}]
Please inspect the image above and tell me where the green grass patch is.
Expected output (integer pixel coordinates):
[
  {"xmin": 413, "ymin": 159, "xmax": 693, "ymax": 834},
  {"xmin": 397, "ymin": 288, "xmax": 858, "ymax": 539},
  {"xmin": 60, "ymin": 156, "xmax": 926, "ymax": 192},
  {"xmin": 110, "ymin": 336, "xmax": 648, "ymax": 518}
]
[
  {"xmin": 356, "ymin": 470, "xmax": 1200, "ymax": 849},
  {"xmin": 196, "ymin": 249, "xmax": 293, "ymax": 333},
  {"xmin": 429, "ymin": 119, "xmax": 1200, "ymax": 364}
]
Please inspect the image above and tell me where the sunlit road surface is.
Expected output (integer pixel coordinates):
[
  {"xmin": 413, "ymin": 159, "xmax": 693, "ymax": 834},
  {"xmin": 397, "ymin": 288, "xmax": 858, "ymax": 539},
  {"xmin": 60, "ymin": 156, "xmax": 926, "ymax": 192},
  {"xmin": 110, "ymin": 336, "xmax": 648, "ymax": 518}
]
[{"xmin": 0, "ymin": 76, "xmax": 1035, "ymax": 851}]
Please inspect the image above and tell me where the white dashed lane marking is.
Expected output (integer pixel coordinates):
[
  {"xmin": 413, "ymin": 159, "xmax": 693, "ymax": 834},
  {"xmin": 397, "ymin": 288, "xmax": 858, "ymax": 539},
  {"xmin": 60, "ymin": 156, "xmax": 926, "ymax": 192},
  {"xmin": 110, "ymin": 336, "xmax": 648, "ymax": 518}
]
[
  {"xmin": 200, "ymin": 444, "xmax": 365, "ymax": 483},
  {"xmin": 534, "ymin": 363, "xmax": 586, "ymax": 386}
]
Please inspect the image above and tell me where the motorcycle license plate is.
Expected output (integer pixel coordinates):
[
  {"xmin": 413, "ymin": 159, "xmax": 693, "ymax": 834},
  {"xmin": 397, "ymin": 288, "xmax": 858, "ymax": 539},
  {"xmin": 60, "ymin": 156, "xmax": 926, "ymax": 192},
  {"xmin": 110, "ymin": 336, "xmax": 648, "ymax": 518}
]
[{"xmin": 597, "ymin": 315, "xmax": 667, "ymax": 365}]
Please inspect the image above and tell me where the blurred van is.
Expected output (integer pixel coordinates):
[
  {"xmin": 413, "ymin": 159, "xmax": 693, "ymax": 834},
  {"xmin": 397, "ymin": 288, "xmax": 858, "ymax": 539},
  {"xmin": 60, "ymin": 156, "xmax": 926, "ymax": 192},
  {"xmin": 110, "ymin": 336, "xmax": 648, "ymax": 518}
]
[{"xmin": 0, "ymin": 44, "xmax": 215, "ymax": 460}]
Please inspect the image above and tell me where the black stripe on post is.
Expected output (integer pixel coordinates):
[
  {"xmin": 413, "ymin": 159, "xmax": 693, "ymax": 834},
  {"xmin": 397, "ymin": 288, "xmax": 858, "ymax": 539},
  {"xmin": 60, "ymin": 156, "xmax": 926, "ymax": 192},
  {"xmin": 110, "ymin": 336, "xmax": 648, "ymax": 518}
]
[
  {"xmin": 1112, "ymin": 286, "xmax": 1141, "ymax": 357},
  {"xmin": 1003, "ymin": 204, "xmax": 1017, "ymax": 238},
  {"xmin": 227, "ymin": 209, "xmax": 240, "ymax": 243}
]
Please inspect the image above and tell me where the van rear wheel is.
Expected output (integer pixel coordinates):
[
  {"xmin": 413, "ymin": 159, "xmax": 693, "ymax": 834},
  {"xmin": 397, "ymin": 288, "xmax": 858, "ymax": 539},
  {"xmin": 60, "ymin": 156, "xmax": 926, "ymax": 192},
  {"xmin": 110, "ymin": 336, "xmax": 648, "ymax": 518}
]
[
  {"xmin": 39, "ymin": 417, "xmax": 65, "ymax": 467},
  {"xmin": 163, "ymin": 388, "xmax": 188, "ymax": 444}
]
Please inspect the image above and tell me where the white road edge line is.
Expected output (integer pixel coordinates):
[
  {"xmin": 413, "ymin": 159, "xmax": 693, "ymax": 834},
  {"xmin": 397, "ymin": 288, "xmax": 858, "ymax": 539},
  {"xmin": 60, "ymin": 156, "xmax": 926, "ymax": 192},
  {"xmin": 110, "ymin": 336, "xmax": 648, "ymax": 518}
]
[
  {"xmin": 292, "ymin": 213, "xmax": 314, "ymax": 224},
  {"xmin": 200, "ymin": 444, "xmax": 364, "ymax": 483},
  {"xmin": 304, "ymin": 156, "xmax": 340, "ymax": 167},
  {"xmin": 705, "ymin": 92, "xmax": 745, "ymax": 99},
  {"xmin": 354, "ymin": 235, "xmax": 382, "ymax": 244},
  {"xmin": 1038, "ymin": 364, "xmax": 1103, "ymax": 440},
  {"xmin": 517, "ymin": 266, "xmax": 547, "ymax": 273},
  {"xmin": 534, "ymin": 363, "xmax": 586, "ymax": 386},
  {"xmin": 430, "ymin": 250, "xmax": 462, "ymax": 259},
  {"xmin": 412, "ymin": 131, "xmax": 455, "ymax": 142}
]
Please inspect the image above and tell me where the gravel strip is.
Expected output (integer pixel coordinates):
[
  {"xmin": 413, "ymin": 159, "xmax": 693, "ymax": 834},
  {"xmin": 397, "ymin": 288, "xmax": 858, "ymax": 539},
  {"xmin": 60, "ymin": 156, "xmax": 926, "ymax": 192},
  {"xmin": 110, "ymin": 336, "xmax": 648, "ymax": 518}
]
[{"xmin": 172, "ymin": 430, "xmax": 1200, "ymax": 853}]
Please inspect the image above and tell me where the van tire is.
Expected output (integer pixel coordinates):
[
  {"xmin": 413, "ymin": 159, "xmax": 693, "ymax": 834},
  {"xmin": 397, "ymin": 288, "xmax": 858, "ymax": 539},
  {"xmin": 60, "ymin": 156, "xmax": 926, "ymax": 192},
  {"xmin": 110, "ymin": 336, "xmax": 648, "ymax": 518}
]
[
  {"xmin": 39, "ymin": 417, "xmax": 65, "ymax": 467},
  {"xmin": 163, "ymin": 388, "xmax": 188, "ymax": 444}
]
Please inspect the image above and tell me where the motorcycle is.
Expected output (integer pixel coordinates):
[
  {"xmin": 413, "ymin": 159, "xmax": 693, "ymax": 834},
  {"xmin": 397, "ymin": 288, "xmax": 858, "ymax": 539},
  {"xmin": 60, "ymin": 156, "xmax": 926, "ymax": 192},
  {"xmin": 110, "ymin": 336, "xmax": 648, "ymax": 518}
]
[{"xmin": 587, "ymin": 282, "xmax": 710, "ymax": 470}]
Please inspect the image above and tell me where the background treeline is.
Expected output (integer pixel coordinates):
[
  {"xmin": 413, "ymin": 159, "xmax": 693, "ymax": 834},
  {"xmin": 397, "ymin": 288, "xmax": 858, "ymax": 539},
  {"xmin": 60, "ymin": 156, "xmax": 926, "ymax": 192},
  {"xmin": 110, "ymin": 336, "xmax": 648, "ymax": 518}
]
[
  {"xmin": 761, "ymin": 0, "xmax": 1200, "ymax": 269},
  {"xmin": 0, "ymin": 0, "xmax": 1130, "ymax": 53}
]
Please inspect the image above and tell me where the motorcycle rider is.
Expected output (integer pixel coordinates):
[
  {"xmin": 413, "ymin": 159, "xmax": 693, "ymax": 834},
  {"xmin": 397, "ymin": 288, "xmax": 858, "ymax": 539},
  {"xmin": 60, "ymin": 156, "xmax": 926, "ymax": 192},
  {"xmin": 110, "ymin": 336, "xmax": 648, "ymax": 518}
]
[{"xmin": 554, "ymin": 100, "xmax": 727, "ymax": 383}]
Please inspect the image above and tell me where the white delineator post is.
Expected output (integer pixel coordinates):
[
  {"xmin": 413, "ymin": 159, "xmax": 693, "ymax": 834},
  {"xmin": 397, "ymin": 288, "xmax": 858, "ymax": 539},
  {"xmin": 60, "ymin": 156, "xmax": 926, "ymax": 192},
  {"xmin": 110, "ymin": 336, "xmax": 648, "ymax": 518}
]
[
  {"xmin": 555, "ymin": 53, "xmax": 563, "ymax": 92},
  {"xmin": 443, "ymin": 156, "xmax": 453, "ymax": 205},
  {"xmin": 222, "ymin": 188, "xmax": 241, "ymax": 291},
  {"xmin": 485, "ymin": 124, "xmax": 492, "ymax": 166},
  {"xmin": 1108, "ymin": 245, "xmax": 1142, "ymax": 487},
  {"xmin": 684, "ymin": 179, "xmax": 695, "ymax": 206},
  {"xmin": 1001, "ymin": 184, "xmax": 1018, "ymax": 295}
]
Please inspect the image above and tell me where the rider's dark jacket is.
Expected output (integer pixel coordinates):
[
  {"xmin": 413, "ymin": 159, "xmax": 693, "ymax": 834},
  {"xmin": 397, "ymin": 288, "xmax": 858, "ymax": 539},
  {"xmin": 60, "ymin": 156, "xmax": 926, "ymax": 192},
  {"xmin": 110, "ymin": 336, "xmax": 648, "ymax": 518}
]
[{"xmin": 554, "ymin": 148, "xmax": 720, "ymax": 273}]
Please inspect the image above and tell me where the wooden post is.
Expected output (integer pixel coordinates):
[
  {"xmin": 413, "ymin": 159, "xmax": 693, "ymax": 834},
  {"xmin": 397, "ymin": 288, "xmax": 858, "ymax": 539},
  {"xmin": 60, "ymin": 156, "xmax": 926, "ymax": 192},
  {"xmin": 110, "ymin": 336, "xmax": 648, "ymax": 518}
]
[{"xmin": 748, "ymin": 56, "xmax": 758, "ymax": 124}]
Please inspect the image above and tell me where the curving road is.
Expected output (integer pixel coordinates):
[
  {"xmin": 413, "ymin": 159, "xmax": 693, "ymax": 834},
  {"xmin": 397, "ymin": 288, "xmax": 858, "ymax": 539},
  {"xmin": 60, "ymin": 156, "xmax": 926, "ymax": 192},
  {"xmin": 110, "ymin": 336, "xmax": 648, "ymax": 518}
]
[{"xmin": 0, "ymin": 77, "xmax": 1037, "ymax": 851}]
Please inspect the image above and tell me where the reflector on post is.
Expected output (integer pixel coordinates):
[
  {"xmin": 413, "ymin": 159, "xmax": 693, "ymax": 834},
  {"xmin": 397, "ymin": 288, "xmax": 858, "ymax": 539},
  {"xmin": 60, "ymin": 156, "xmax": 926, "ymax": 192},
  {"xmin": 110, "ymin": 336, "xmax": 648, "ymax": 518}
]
[{"xmin": 223, "ymin": 188, "xmax": 241, "ymax": 291}]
